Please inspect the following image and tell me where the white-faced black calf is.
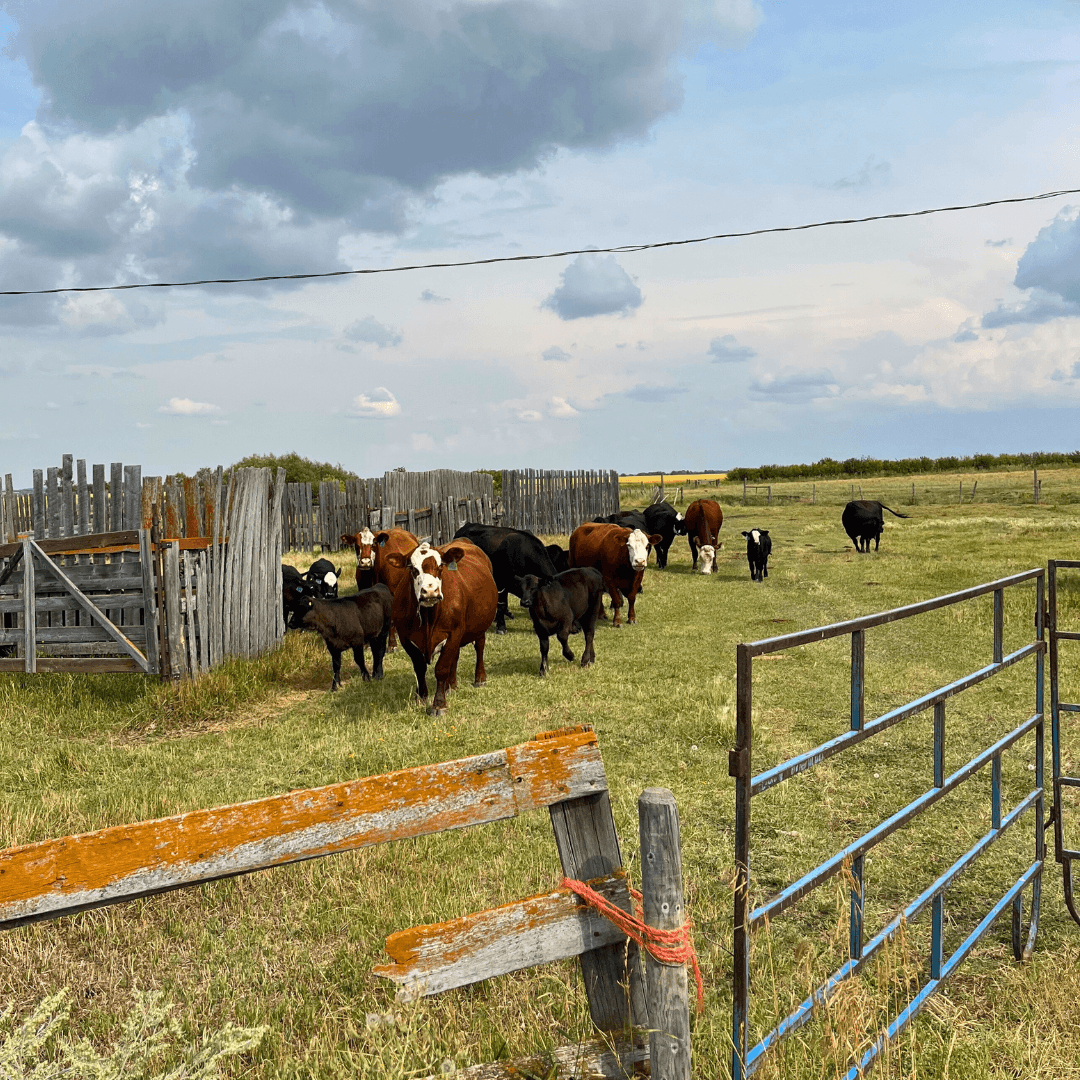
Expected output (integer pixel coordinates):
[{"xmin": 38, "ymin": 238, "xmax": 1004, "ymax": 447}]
[
  {"xmin": 517, "ymin": 567, "xmax": 604, "ymax": 676},
  {"xmin": 741, "ymin": 529, "xmax": 772, "ymax": 582},
  {"xmin": 297, "ymin": 583, "xmax": 393, "ymax": 691}
]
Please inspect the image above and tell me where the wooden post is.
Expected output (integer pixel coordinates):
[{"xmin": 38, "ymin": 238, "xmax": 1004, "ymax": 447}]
[
  {"xmin": 959, "ymin": 481, "xmax": 962, "ymax": 503},
  {"xmin": 549, "ymin": 791, "xmax": 648, "ymax": 1031},
  {"xmin": 742, "ymin": 478, "xmax": 746, "ymax": 506},
  {"xmin": 972, "ymin": 480, "xmax": 978, "ymax": 500},
  {"xmin": 912, "ymin": 482, "xmax": 916, "ymax": 505},
  {"xmin": 767, "ymin": 486, "xmax": 771, "ymax": 505},
  {"xmin": 1034, "ymin": 469, "xmax": 1039, "ymax": 504},
  {"xmin": 639, "ymin": 788, "xmax": 690, "ymax": 1079},
  {"xmin": 812, "ymin": 483, "xmax": 816, "ymax": 505},
  {"xmin": 162, "ymin": 540, "xmax": 185, "ymax": 680},
  {"xmin": 22, "ymin": 535, "xmax": 35, "ymax": 673}
]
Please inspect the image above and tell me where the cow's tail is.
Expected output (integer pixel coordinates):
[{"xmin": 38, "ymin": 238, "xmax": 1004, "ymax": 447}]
[{"xmin": 880, "ymin": 504, "xmax": 909, "ymax": 519}]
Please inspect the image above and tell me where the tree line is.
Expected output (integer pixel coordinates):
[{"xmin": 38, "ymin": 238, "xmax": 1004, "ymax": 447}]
[{"xmin": 725, "ymin": 452, "xmax": 1080, "ymax": 483}]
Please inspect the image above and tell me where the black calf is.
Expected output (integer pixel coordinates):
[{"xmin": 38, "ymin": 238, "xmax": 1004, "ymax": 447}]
[
  {"xmin": 741, "ymin": 529, "xmax": 772, "ymax": 582},
  {"xmin": 518, "ymin": 567, "xmax": 604, "ymax": 676},
  {"xmin": 297, "ymin": 584, "xmax": 393, "ymax": 690},
  {"xmin": 546, "ymin": 544, "xmax": 570, "ymax": 573},
  {"xmin": 282, "ymin": 564, "xmax": 308, "ymax": 629}
]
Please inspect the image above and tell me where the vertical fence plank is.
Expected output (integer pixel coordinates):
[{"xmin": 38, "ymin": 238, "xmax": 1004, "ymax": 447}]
[
  {"xmin": 110, "ymin": 463, "xmax": 124, "ymax": 531},
  {"xmin": 76, "ymin": 459, "xmax": 89, "ymax": 536},
  {"xmin": 61, "ymin": 454, "xmax": 74, "ymax": 537},
  {"xmin": 32, "ymin": 469, "xmax": 44, "ymax": 538},
  {"xmin": 639, "ymin": 788, "xmax": 690, "ymax": 1080},
  {"xmin": 22, "ymin": 536, "xmax": 35, "ymax": 673},
  {"xmin": 139, "ymin": 528, "xmax": 160, "ymax": 675},
  {"xmin": 46, "ymin": 467, "xmax": 60, "ymax": 539},
  {"xmin": 162, "ymin": 540, "xmax": 185, "ymax": 680}
]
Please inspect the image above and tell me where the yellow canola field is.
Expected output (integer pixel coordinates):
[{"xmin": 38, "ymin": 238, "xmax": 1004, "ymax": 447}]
[{"xmin": 619, "ymin": 472, "xmax": 727, "ymax": 484}]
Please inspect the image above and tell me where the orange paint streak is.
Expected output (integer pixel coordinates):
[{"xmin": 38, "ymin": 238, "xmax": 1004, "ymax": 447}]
[{"xmin": 0, "ymin": 729, "xmax": 605, "ymax": 913}]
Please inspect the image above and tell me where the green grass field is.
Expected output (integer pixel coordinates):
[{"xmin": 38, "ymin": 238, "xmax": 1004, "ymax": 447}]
[{"xmin": 3, "ymin": 468, "xmax": 1080, "ymax": 1078}]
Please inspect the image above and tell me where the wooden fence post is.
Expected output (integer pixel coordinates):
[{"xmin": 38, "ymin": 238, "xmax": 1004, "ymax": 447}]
[
  {"xmin": 549, "ymin": 791, "xmax": 648, "ymax": 1031},
  {"xmin": 742, "ymin": 478, "xmax": 746, "ymax": 506},
  {"xmin": 162, "ymin": 540, "xmax": 185, "ymax": 680},
  {"xmin": 639, "ymin": 788, "xmax": 690, "ymax": 1079},
  {"xmin": 22, "ymin": 535, "xmax": 35, "ymax": 674},
  {"xmin": 1034, "ymin": 469, "xmax": 1040, "ymax": 504}
]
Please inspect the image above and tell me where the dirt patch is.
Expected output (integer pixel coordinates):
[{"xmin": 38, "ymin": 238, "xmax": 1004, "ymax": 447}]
[{"xmin": 113, "ymin": 689, "xmax": 319, "ymax": 745}]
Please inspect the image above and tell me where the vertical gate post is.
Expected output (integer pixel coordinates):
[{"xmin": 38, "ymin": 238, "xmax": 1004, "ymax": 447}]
[
  {"xmin": 850, "ymin": 630, "xmax": 864, "ymax": 731},
  {"xmin": 639, "ymin": 788, "xmax": 690, "ymax": 1080},
  {"xmin": 730, "ymin": 643, "xmax": 752, "ymax": 1079},
  {"xmin": 22, "ymin": 535, "xmax": 35, "ymax": 673}
]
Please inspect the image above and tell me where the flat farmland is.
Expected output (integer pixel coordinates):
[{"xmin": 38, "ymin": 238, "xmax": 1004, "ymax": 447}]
[{"xmin": 3, "ymin": 468, "xmax": 1080, "ymax": 1078}]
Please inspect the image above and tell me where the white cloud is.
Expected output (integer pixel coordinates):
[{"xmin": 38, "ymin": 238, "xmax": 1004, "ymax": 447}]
[
  {"xmin": 517, "ymin": 409, "xmax": 543, "ymax": 422},
  {"xmin": 342, "ymin": 316, "xmax": 403, "ymax": 348},
  {"xmin": 158, "ymin": 397, "xmax": 221, "ymax": 415},
  {"xmin": 350, "ymin": 387, "xmax": 401, "ymax": 418},
  {"xmin": 420, "ymin": 289, "xmax": 449, "ymax": 303},
  {"xmin": 708, "ymin": 334, "xmax": 756, "ymax": 363},
  {"xmin": 542, "ymin": 253, "xmax": 643, "ymax": 321},
  {"xmin": 549, "ymin": 396, "xmax": 579, "ymax": 418},
  {"xmin": 542, "ymin": 346, "xmax": 571, "ymax": 362}
]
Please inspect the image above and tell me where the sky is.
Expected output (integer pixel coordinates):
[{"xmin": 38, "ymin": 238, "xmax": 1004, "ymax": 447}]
[{"xmin": 0, "ymin": 0, "xmax": 1079, "ymax": 485}]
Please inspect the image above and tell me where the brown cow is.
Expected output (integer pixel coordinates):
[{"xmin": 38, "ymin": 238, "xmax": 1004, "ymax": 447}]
[
  {"xmin": 341, "ymin": 527, "xmax": 419, "ymax": 649},
  {"xmin": 384, "ymin": 538, "xmax": 498, "ymax": 715},
  {"xmin": 568, "ymin": 522, "xmax": 661, "ymax": 627},
  {"xmin": 684, "ymin": 498, "xmax": 723, "ymax": 574}
]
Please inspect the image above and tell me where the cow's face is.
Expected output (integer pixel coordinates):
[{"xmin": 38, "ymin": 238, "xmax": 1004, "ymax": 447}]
[
  {"xmin": 626, "ymin": 529, "xmax": 662, "ymax": 572},
  {"xmin": 356, "ymin": 527, "xmax": 377, "ymax": 569},
  {"xmin": 697, "ymin": 544, "xmax": 716, "ymax": 574},
  {"xmin": 517, "ymin": 574, "xmax": 541, "ymax": 608},
  {"xmin": 387, "ymin": 542, "xmax": 466, "ymax": 607}
]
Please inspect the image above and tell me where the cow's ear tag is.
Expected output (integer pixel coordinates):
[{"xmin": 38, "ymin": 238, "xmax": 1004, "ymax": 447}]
[{"xmin": 446, "ymin": 560, "xmax": 458, "ymax": 571}]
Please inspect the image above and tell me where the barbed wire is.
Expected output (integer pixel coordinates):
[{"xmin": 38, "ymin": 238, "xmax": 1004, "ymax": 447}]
[{"xmin": 1, "ymin": 186, "xmax": 1076, "ymax": 297}]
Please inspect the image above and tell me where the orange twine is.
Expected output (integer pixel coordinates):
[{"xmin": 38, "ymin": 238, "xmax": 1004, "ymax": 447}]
[{"xmin": 560, "ymin": 876, "xmax": 705, "ymax": 1013}]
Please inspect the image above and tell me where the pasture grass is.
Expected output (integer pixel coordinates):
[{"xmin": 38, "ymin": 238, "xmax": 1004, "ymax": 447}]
[{"xmin": 4, "ymin": 468, "xmax": 1080, "ymax": 1077}]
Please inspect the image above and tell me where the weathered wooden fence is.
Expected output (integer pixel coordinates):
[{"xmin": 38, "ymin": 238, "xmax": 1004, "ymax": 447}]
[
  {"xmin": 0, "ymin": 725, "xmax": 692, "ymax": 1078},
  {"xmin": 500, "ymin": 469, "xmax": 619, "ymax": 534},
  {"xmin": 0, "ymin": 457, "xmax": 285, "ymax": 680},
  {"xmin": 281, "ymin": 474, "xmax": 496, "ymax": 551}
]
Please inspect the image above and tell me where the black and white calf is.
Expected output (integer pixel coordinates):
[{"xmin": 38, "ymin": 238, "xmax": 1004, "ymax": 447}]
[
  {"xmin": 282, "ymin": 564, "xmax": 308, "ymax": 629},
  {"xmin": 296, "ymin": 584, "xmax": 393, "ymax": 690},
  {"xmin": 742, "ymin": 529, "xmax": 772, "ymax": 582},
  {"xmin": 517, "ymin": 568, "xmax": 604, "ymax": 676},
  {"xmin": 304, "ymin": 558, "xmax": 342, "ymax": 599}
]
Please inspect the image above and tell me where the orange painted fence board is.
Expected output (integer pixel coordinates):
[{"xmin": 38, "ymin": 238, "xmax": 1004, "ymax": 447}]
[
  {"xmin": 373, "ymin": 871, "xmax": 630, "ymax": 998},
  {"xmin": 0, "ymin": 727, "xmax": 606, "ymax": 929}
]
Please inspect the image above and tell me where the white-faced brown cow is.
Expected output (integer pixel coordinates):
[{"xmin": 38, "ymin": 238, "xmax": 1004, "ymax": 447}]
[
  {"xmin": 342, "ymin": 526, "xmax": 419, "ymax": 650},
  {"xmin": 384, "ymin": 539, "xmax": 498, "ymax": 715},
  {"xmin": 684, "ymin": 498, "xmax": 723, "ymax": 574},
  {"xmin": 568, "ymin": 522, "xmax": 661, "ymax": 627}
]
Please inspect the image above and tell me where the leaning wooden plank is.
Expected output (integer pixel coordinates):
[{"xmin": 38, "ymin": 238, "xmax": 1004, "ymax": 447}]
[
  {"xmin": 0, "ymin": 658, "xmax": 141, "ymax": 674},
  {"xmin": 372, "ymin": 872, "xmax": 630, "ymax": 998},
  {"xmin": 27, "ymin": 540, "xmax": 149, "ymax": 672},
  {"xmin": 0, "ymin": 727, "xmax": 606, "ymax": 928},
  {"xmin": 0, "ymin": 531, "xmax": 140, "ymax": 560}
]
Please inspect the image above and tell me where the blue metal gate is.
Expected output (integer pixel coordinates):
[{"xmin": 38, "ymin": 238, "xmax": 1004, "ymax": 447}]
[
  {"xmin": 730, "ymin": 569, "xmax": 1046, "ymax": 1078},
  {"xmin": 1048, "ymin": 560, "xmax": 1080, "ymax": 928}
]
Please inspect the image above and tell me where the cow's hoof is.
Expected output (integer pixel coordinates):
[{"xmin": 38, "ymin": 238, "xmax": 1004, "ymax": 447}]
[
  {"xmin": 330, "ymin": 682, "xmax": 340, "ymax": 692},
  {"xmin": 428, "ymin": 705, "xmax": 448, "ymax": 717},
  {"xmin": 562, "ymin": 650, "xmax": 575, "ymax": 662},
  {"xmin": 496, "ymin": 627, "xmax": 508, "ymax": 636},
  {"xmin": 581, "ymin": 657, "xmax": 595, "ymax": 668},
  {"xmin": 538, "ymin": 668, "xmax": 548, "ymax": 678},
  {"xmin": 361, "ymin": 672, "xmax": 371, "ymax": 682},
  {"xmin": 612, "ymin": 622, "xmax": 623, "ymax": 629},
  {"xmin": 373, "ymin": 671, "xmax": 384, "ymax": 681},
  {"xmin": 473, "ymin": 678, "xmax": 486, "ymax": 688}
]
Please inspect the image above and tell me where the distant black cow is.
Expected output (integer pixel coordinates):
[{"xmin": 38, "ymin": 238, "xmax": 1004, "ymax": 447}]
[
  {"xmin": 304, "ymin": 558, "xmax": 342, "ymax": 599},
  {"xmin": 642, "ymin": 502, "xmax": 686, "ymax": 569},
  {"xmin": 546, "ymin": 544, "xmax": 571, "ymax": 574},
  {"xmin": 518, "ymin": 568, "xmax": 604, "ymax": 676},
  {"xmin": 453, "ymin": 522, "xmax": 559, "ymax": 633},
  {"xmin": 282, "ymin": 564, "xmax": 308, "ymax": 629},
  {"xmin": 296, "ymin": 584, "xmax": 393, "ymax": 690},
  {"xmin": 842, "ymin": 500, "xmax": 909, "ymax": 552},
  {"xmin": 742, "ymin": 529, "xmax": 772, "ymax": 582}
]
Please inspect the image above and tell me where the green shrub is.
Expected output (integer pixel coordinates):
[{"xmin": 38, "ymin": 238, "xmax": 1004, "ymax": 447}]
[{"xmin": 227, "ymin": 453, "xmax": 359, "ymax": 487}]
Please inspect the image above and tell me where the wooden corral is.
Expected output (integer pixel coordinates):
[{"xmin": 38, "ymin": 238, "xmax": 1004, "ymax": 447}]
[{"xmin": 500, "ymin": 469, "xmax": 620, "ymax": 534}]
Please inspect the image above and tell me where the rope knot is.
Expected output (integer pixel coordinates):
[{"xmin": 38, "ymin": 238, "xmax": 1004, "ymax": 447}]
[{"xmin": 560, "ymin": 876, "xmax": 704, "ymax": 1012}]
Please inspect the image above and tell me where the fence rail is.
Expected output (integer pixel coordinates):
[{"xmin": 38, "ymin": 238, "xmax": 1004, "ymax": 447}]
[{"xmin": 731, "ymin": 569, "xmax": 1046, "ymax": 1079}]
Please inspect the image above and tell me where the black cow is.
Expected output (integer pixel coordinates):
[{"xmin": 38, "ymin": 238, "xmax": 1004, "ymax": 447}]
[
  {"xmin": 295, "ymin": 584, "xmax": 393, "ymax": 690},
  {"xmin": 842, "ymin": 500, "xmax": 909, "ymax": 552},
  {"xmin": 517, "ymin": 568, "xmax": 604, "ymax": 676},
  {"xmin": 304, "ymin": 558, "xmax": 341, "ymax": 599},
  {"xmin": 282, "ymin": 564, "xmax": 308, "ymax": 629},
  {"xmin": 742, "ymin": 529, "xmax": 772, "ymax": 582},
  {"xmin": 546, "ymin": 544, "xmax": 571, "ymax": 573},
  {"xmin": 642, "ymin": 502, "xmax": 686, "ymax": 569},
  {"xmin": 453, "ymin": 522, "xmax": 559, "ymax": 634},
  {"xmin": 592, "ymin": 510, "xmax": 648, "ymax": 532}
]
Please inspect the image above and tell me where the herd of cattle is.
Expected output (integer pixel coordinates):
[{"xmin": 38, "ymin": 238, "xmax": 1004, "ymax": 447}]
[{"xmin": 279, "ymin": 496, "xmax": 904, "ymax": 714}]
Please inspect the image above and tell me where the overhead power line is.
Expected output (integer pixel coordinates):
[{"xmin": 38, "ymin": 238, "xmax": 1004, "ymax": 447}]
[{"xmin": 1, "ymin": 185, "xmax": 1077, "ymax": 297}]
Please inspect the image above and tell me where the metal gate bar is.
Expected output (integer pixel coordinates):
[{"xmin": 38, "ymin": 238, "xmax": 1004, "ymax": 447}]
[
  {"xmin": 1047, "ymin": 560, "xmax": 1080, "ymax": 926},
  {"xmin": 731, "ymin": 568, "xmax": 1045, "ymax": 1078}
]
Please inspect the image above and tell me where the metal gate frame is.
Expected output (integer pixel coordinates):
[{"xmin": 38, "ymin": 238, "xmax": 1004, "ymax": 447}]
[
  {"xmin": 1047, "ymin": 560, "xmax": 1080, "ymax": 927},
  {"xmin": 730, "ymin": 569, "xmax": 1045, "ymax": 1078}
]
